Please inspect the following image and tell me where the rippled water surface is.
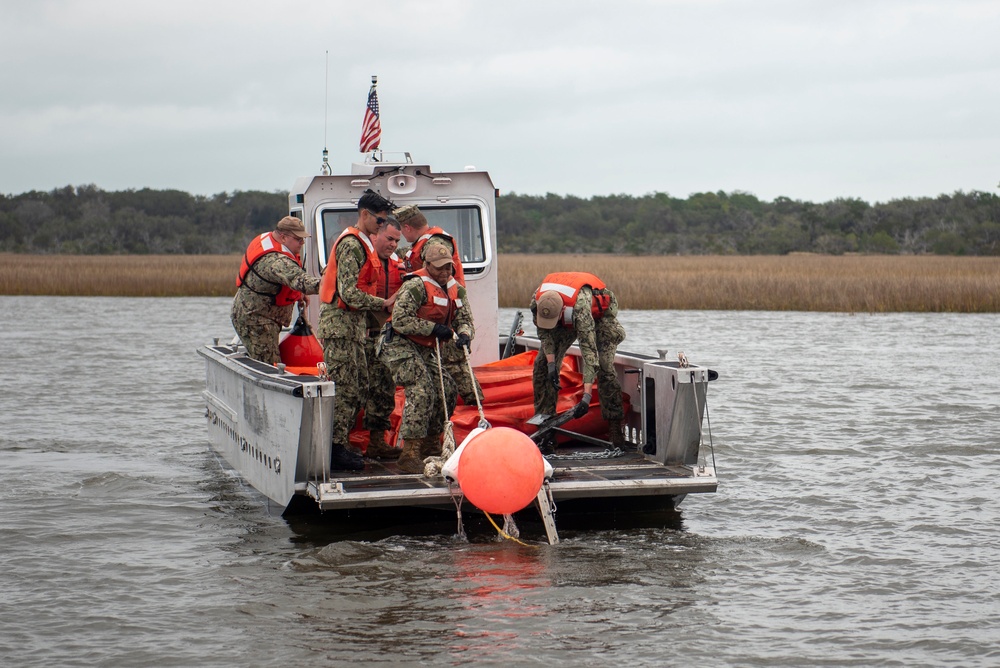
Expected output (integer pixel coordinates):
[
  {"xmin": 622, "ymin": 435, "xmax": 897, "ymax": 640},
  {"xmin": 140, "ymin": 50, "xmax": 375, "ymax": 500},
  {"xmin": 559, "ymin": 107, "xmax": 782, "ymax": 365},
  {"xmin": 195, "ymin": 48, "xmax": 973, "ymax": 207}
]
[{"xmin": 2, "ymin": 296, "xmax": 998, "ymax": 666}]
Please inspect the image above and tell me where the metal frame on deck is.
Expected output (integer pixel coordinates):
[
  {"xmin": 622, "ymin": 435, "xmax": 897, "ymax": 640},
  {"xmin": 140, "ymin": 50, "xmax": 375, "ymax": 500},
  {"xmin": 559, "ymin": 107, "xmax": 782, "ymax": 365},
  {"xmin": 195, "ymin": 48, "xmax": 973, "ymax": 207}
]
[{"xmin": 301, "ymin": 460, "xmax": 717, "ymax": 511}]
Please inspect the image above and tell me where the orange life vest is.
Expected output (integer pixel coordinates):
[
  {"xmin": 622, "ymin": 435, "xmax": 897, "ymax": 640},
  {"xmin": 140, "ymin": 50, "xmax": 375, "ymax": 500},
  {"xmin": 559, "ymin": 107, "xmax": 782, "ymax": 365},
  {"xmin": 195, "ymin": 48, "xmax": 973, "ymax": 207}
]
[
  {"xmin": 400, "ymin": 269, "xmax": 463, "ymax": 347},
  {"xmin": 534, "ymin": 272, "xmax": 611, "ymax": 328},
  {"xmin": 404, "ymin": 227, "xmax": 466, "ymax": 285},
  {"xmin": 319, "ymin": 227, "xmax": 383, "ymax": 309},
  {"xmin": 236, "ymin": 232, "xmax": 305, "ymax": 306},
  {"xmin": 375, "ymin": 252, "xmax": 405, "ymax": 299}
]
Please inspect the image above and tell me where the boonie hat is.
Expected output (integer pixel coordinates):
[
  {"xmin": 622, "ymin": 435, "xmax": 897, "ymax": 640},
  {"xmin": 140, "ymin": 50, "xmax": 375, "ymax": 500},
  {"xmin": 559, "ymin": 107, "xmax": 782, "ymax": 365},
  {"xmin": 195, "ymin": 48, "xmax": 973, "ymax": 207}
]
[
  {"xmin": 536, "ymin": 290, "xmax": 564, "ymax": 329},
  {"xmin": 276, "ymin": 216, "xmax": 310, "ymax": 239},
  {"xmin": 424, "ymin": 243, "xmax": 454, "ymax": 268}
]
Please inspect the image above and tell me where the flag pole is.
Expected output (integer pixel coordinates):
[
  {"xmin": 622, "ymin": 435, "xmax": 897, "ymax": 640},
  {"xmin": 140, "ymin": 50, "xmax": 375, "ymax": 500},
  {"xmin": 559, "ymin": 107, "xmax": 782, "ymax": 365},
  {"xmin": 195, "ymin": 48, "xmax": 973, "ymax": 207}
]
[
  {"xmin": 359, "ymin": 74, "xmax": 382, "ymax": 158},
  {"xmin": 370, "ymin": 74, "xmax": 379, "ymax": 161}
]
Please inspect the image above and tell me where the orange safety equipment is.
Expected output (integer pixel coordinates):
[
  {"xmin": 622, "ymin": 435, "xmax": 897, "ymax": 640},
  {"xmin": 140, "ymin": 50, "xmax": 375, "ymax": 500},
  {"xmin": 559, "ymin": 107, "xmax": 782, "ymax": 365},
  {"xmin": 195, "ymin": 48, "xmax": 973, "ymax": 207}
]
[
  {"xmin": 319, "ymin": 227, "xmax": 383, "ymax": 309},
  {"xmin": 237, "ymin": 232, "xmax": 305, "ymax": 306},
  {"xmin": 347, "ymin": 350, "xmax": 632, "ymax": 453},
  {"xmin": 399, "ymin": 268, "xmax": 463, "ymax": 347},
  {"xmin": 376, "ymin": 252, "xmax": 405, "ymax": 299},
  {"xmin": 404, "ymin": 227, "xmax": 466, "ymax": 285},
  {"xmin": 533, "ymin": 272, "xmax": 612, "ymax": 327}
]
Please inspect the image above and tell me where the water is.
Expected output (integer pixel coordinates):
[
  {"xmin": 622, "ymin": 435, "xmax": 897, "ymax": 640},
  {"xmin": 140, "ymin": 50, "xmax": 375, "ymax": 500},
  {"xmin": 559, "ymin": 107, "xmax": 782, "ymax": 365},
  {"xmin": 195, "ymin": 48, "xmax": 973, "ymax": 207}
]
[{"xmin": 2, "ymin": 296, "xmax": 998, "ymax": 666}]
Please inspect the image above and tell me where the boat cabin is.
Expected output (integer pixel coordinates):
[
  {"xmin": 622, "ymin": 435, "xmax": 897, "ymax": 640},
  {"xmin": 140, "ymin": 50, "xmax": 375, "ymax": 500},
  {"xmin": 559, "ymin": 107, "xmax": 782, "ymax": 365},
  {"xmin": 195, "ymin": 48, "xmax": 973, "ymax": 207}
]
[{"xmin": 289, "ymin": 152, "xmax": 500, "ymax": 365}]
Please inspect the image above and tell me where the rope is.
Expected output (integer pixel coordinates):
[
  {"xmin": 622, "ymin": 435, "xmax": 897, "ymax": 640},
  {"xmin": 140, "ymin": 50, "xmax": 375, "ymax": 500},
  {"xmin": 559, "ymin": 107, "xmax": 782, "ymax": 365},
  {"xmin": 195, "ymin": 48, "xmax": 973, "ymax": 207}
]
[
  {"xmin": 502, "ymin": 514, "xmax": 520, "ymax": 539},
  {"xmin": 422, "ymin": 338, "xmax": 457, "ymax": 477},
  {"xmin": 423, "ymin": 337, "xmax": 490, "ymax": 476},
  {"xmin": 464, "ymin": 346, "xmax": 490, "ymax": 430},
  {"xmin": 316, "ymin": 362, "xmax": 329, "ymax": 485},
  {"xmin": 447, "ymin": 482, "xmax": 466, "ymax": 541},
  {"xmin": 687, "ymin": 365, "xmax": 716, "ymax": 473},
  {"xmin": 483, "ymin": 511, "xmax": 538, "ymax": 548},
  {"xmin": 705, "ymin": 398, "xmax": 717, "ymax": 472},
  {"xmin": 689, "ymin": 367, "xmax": 705, "ymax": 466}
]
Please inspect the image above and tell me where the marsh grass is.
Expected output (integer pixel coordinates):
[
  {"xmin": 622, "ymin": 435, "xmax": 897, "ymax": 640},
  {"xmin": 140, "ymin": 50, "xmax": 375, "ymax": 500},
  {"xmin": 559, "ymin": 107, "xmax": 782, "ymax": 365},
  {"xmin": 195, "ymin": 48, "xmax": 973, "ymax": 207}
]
[
  {"xmin": 497, "ymin": 254, "xmax": 1000, "ymax": 313},
  {"xmin": 2, "ymin": 253, "xmax": 998, "ymax": 312},
  {"xmin": 0, "ymin": 254, "xmax": 240, "ymax": 297}
]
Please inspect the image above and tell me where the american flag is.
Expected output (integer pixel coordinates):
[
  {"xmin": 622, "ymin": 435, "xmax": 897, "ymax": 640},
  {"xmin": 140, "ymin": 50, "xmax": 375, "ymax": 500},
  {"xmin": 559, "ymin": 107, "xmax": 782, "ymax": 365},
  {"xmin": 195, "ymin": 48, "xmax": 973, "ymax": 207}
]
[{"xmin": 359, "ymin": 83, "xmax": 381, "ymax": 153}]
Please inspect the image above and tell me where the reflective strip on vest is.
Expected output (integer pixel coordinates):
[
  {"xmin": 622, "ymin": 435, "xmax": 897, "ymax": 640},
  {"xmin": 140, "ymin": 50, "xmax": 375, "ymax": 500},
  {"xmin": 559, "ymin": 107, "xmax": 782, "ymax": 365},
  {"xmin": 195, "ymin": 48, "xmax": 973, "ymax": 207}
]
[{"xmin": 538, "ymin": 281, "xmax": 577, "ymax": 298}]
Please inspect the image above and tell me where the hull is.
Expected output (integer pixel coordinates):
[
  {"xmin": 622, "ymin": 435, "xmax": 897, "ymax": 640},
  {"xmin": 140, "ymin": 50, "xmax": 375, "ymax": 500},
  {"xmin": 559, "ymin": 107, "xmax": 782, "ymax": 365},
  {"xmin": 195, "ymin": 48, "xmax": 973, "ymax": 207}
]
[
  {"xmin": 199, "ymin": 335, "xmax": 718, "ymax": 515},
  {"xmin": 200, "ymin": 343, "xmax": 333, "ymax": 508}
]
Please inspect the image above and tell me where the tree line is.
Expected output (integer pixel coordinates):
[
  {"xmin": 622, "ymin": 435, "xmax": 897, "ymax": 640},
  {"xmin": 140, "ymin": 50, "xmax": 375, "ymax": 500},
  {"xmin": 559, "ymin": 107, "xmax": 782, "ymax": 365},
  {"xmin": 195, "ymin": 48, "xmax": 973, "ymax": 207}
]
[{"xmin": 2, "ymin": 184, "xmax": 998, "ymax": 255}]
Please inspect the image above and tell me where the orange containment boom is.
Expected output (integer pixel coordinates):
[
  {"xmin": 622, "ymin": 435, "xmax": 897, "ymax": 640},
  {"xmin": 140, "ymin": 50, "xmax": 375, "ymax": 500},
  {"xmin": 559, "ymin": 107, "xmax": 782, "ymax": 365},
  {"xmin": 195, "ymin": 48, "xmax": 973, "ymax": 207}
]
[{"xmin": 348, "ymin": 351, "xmax": 629, "ymax": 453}]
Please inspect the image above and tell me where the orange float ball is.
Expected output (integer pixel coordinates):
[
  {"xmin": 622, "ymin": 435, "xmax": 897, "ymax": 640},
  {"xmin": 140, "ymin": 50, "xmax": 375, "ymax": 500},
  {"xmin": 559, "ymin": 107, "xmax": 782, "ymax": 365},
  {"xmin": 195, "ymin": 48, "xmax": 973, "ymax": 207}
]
[
  {"xmin": 279, "ymin": 332, "xmax": 324, "ymax": 367},
  {"xmin": 457, "ymin": 427, "xmax": 545, "ymax": 515}
]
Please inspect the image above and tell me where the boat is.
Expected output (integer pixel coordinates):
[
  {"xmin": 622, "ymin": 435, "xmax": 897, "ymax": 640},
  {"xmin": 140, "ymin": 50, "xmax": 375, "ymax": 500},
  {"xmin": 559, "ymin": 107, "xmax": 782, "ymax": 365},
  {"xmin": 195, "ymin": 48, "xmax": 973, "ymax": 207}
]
[{"xmin": 198, "ymin": 112, "xmax": 718, "ymax": 544}]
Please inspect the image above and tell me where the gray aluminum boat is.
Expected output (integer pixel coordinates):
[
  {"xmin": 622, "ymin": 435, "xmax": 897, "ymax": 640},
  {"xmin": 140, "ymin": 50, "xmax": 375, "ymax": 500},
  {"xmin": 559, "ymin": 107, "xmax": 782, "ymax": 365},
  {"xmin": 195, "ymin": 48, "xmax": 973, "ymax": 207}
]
[{"xmin": 198, "ymin": 150, "xmax": 718, "ymax": 543}]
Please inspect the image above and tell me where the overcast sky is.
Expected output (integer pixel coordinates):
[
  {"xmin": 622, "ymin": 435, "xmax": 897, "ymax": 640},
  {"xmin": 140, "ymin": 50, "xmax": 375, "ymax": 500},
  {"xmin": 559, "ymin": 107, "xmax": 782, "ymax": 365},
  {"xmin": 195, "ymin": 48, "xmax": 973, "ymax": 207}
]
[{"xmin": 2, "ymin": 0, "xmax": 998, "ymax": 203}]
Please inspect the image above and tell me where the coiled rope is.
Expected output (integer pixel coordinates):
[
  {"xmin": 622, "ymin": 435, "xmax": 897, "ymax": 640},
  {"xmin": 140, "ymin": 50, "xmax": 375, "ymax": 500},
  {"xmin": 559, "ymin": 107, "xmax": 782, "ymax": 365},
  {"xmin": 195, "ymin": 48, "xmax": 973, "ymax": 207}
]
[{"xmin": 421, "ymin": 338, "xmax": 458, "ymax": 477}]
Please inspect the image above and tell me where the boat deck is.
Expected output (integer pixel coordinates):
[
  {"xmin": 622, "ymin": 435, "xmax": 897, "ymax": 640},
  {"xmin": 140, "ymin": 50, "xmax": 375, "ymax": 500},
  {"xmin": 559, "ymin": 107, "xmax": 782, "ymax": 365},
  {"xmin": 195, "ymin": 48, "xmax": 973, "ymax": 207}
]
[{"xmin": 302, "ymin": 444, "xmax": 716, "ymax": 511}]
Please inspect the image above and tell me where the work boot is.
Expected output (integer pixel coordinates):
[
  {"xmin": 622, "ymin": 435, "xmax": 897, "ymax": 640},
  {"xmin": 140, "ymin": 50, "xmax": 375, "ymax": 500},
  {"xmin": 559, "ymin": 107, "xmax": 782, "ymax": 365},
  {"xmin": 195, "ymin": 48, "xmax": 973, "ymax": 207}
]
[
  {"xmin": 331, "ymin": 443, "xmax": 364, "ymax": 471},
  {"xmin": 397, "ymin": 439, "xmax": 425, "ymax": 474},
  {"xmin": 364, "ymin": 431, "xmax": 397, "ymax": 460},
  {"xmin": 608, "ymin": 420, "xmax": 627, "ymax": 450},
  {"xmin": 537, "ymin": 435, "xmax": 556, "ymax": 456},
  {"xmin": 419, "ymin": 434, "xmax": 443, "ymax": 459}
]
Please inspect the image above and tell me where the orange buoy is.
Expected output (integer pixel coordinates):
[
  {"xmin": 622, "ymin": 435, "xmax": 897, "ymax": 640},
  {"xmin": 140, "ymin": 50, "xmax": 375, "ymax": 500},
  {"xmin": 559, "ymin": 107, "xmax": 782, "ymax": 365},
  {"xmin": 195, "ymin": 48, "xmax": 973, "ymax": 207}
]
[
  {"xmin": 457, "ymin": 427, "xmax": 545, "ymax": 515},
  {"xmin": 279, "ymin": 314, "xmax": 324, "ymax": 367}
]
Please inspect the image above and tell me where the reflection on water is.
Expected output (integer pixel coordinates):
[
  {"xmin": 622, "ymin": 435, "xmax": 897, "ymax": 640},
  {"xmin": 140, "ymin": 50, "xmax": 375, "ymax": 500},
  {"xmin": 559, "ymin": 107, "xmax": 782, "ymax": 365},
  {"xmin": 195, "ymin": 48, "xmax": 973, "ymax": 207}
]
[{"xmin": 447, "ymin": 545, "xmax": 552, "ymax": 659}]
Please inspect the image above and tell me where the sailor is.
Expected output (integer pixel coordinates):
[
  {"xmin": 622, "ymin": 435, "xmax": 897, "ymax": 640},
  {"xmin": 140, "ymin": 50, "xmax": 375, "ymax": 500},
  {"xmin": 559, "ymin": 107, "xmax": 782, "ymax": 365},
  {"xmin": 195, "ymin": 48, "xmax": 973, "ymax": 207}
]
[
  {"xmin": 530, "ymin": 272, "xmax": 628, "ymax": 450},
  {"xmin": 317, "ymin": 189, "xmax": 395, "ymax": 471},
  {"xmin": 377, "ymin": 243, "xmax": 477, "ymax": 474},
  {"xmin": 395, "ymin": 204, "xmax": 466, "ymax": 285},
  {"xmin": 231, "ymin": 216, "xmax": 320, "ymax": 365},
  {"xmin": 361, "ymin": 217, "xmax": 406, "ymax": 460},
  {"xmin": 395, "ymin": 204, "xmax": 483, "ymax": 406}
]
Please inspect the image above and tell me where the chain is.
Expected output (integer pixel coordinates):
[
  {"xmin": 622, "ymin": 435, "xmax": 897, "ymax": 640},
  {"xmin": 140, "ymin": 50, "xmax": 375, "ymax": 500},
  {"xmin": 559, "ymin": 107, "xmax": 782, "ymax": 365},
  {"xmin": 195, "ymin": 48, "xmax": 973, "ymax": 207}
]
[{"xmin": 543, "ymin": 447, "xmax": 625, "ymax": 461}]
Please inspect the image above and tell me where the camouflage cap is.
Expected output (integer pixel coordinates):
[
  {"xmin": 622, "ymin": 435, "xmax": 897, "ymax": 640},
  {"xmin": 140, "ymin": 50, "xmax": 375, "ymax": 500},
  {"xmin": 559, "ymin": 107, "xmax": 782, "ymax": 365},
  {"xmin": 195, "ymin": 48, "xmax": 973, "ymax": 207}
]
[
  {"xmin": 393, "ymin": 204, "xmax": 428, "ymax": 229},
  {"xmin": 275, "ymin": 216, "xmax": 310, "ymax": 239},
  {"xmin": 535, "ymin": 290, "xmax": 564, "ymax": 329},
  {"xmin": 424, "ymin": 243, "xmax": 454, "ymax": 268}
]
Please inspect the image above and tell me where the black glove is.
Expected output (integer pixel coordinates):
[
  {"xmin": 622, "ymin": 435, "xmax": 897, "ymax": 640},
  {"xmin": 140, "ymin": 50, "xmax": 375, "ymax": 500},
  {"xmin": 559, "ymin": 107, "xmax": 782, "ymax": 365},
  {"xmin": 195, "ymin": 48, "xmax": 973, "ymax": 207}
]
[
  {"xmin": 570, "ymin": 392, "xmax": 592, "ymax": 419},
  {"xmin": 547, "ymin": 361, "xmax": 560, "ymax": 391},
  {"xmin": 431, "ymin": 323, "xmax": 454, "ymax": 341},
  {"xmin": 456, "ymin": 332, "xmax": 472, "ymax": 351}
]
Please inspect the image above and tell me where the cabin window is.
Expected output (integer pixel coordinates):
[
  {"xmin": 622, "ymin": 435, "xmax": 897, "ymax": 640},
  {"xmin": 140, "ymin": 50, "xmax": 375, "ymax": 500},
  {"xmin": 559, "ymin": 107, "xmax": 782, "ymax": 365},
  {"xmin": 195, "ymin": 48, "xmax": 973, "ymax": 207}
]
[{"xmin": 318, "ymin": 205, "xmax": 488, "ymax": 274}]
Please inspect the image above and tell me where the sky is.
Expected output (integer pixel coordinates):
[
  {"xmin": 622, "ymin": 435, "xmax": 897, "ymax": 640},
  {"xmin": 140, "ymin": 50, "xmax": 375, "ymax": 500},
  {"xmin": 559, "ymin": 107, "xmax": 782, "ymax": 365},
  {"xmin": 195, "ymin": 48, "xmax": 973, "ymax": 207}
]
[{"xmin": 2, "ymin": 0, "xmax": 998, "ymax": 204}]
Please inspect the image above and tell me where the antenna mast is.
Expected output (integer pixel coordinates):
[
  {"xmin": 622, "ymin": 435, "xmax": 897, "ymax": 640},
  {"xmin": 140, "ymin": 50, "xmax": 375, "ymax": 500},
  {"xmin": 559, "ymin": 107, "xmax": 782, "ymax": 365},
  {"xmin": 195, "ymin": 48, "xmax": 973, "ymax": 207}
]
[{"xmin": 320, "ymin": 50, "xmax": 331, "ymax": 175}]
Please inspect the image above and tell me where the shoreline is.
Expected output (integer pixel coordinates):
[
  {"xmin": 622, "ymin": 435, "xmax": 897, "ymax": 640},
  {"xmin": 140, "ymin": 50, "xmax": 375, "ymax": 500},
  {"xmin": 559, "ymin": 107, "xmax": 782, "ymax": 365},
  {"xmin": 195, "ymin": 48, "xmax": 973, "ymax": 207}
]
[{"xmin": 2, "ymin": 253, "xmax": 998, "ymax": 313}]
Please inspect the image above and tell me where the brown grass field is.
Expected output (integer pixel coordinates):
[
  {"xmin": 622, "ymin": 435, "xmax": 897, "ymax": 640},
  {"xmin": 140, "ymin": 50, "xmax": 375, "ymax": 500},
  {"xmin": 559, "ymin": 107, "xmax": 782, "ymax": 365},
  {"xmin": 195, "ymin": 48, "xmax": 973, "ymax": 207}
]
[{"xmin": 2, "ymin": 252, "xmax": 998, "ymax": 312}]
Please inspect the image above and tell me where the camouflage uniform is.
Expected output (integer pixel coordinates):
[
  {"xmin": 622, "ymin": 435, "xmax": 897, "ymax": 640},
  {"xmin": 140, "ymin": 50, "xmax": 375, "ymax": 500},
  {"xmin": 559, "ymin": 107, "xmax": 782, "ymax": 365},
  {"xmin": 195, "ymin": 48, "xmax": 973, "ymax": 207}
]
[
  {"xmin": 377, "ymin": 277, "xmax": 475, "ymax": 440},
  {"xmin": 420, "ymin": 236, "xmax": 483, "ymax": 405},
  {"xmin": 316, "ymin": 235, "xmax": 386, "ymax": 448},
  {"xmin": 530, "ymin": 286, "xmax": 627, "ymax": 420},
  {"xmin": 362, "ymin": 316, "xmax": 396, "ymax": 434},
  {"xmin": 230, "ymin": 252, "xmax": 320, "ymax": 364}
]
